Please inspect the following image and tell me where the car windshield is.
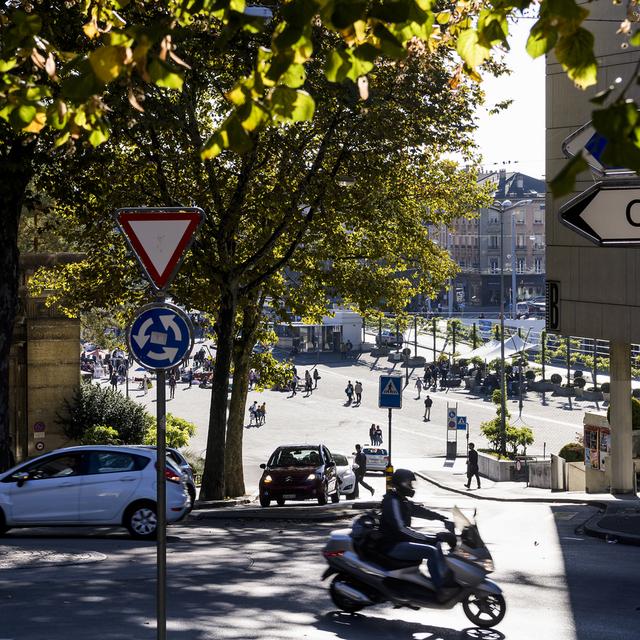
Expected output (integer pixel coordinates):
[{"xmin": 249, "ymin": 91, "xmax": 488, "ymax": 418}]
[
  {"xmin": 269, "ymin": 447, "xmax": 321, "ymax": 468},
  {"xmin": 363, "ymin": 448, "xmax": 388, "ymax": 456},
  {"xmin": 333, "ymin": 454, "xmax": 348, "ymax": 466}
]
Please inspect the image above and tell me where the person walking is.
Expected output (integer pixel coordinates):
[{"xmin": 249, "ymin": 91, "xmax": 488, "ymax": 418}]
[
  {"xmin": 354, "ymin": 380, "xmax": 363, "ymax": 405},
  {"xmin": 248, "ymin": 400, "xmax": 258, "ymax": 426},
  {"xmin": 313, "ymin": 368, "xmax": 320, "ymax": 389},
  {"xmin": 375, "ymin": 425, "xmax": 383, "ymax": 445},
  {"xmin": 345, "ymin": 380, "xmax": 354, "ymax": 404},
  {"xmin": 305, "ymin": 370, "xmax": 313, "ymax": 395},
  {"xmin": 258, "ymin": 402, "xmax": 267, "ymax": 425},
  {"xmin": 415, "ymin": 376, "xmax": 423, "ymax": 399},
  {"xmin": 168, "ymin": 372, "xmax": 177, "ymax": 399},
  {"xmin": 465, "ymin": 443, "xmax": 481, "ymax": 489},
  {"xmin": 423, "ymin": 395, "xmax": 433, "ymax": 421},
  {"xmin": 290, "ymin": 374, "xmax": 299, "ymax": 396},
  {"xmin": 354, "ymin": 444, "xmax": 375, "ymax": 497},
  {"xmin": 110, "ymin": 370, "xmax": 118, "ymax": 391},
  {"xmin": 142, "ymin": 373, "xmax": 149, "ymax": 396},
  {"xmin": 186, "ymin": 368, "xmax": 193, "ymax": 389},
  {"xmin": 369, "ymin": 424, "xmax": 376, "ymax": 446}
]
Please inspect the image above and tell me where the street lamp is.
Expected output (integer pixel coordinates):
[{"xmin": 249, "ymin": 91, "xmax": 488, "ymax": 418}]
[{"xmin": 487, "ymin": 199, "xmax": 531, "ymax": 456}]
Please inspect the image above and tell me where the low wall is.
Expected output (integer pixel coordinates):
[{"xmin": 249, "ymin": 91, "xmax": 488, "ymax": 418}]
[
  {"xmin": 528, "ymin": 460, "xmax": 551, "ymax": 489},
  {"xmin": 566, "ymin": 462, "xmax": 585, "ymax": 491},
  {"xmin": 477, "ymin": 453, "xmax": 515, "ymax": 482}
]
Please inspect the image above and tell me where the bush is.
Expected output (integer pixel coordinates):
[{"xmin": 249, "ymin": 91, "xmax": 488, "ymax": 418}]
[
  {"xmin": 471, "ymin": 356, "xmax": 484, "ymax": 367},
  {"xmin": 574, "ymin": 377, "xmax": 586, "ymax": 388},
  {"xmin": 144, "ymin": 414, "xmax": 197, "ymax": 448},
  {"xmin": 58, "ymin": 383, "xmax": 150, "ymax": 444},
  {"xmin": 574, "ymin": 370, "xmax": 583, "ymax": 379},
  {"xmin": 550, "ymin": 373, "xmax": 562, "ymax": 385},
  {"xmin": 606, "ymin": 397, "xmax": 640, "ymax": 429},
  {"xmin": 525, "ymin": 370, "xmax": 536, "ymax": 381},
  {"xmin": 80, "ymin": 425, "xmax": 121, "ymax": 445},
  {"xmin": 559, "ymin": 442, "xmax": 584, "ymax": 462}
]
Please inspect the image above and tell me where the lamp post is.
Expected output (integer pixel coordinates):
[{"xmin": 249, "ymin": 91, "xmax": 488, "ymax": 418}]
[{"xmin": 488, "ymin": 199, "xmax": 531, "ymax": 456}]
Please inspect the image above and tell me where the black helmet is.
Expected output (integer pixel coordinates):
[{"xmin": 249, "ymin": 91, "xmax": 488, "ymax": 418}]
[{"xmin": 392, "ymin": 469, "xmax": 416, "ymax": 498}]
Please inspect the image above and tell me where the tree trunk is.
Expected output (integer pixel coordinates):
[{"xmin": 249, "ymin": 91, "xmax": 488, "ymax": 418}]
[
  {"xmin": 200, "ymin": 287, "xmax": 237, "ymax": 500},
  {"xmin": 224, "ymin": 300, "xmax": 262, "ymax": 496},
  {"xmin": 0, "ymin": 139, "xmax": 35, "ymax": 471}
]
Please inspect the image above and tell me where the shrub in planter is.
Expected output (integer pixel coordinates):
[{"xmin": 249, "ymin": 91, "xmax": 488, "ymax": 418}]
[
  {"xmin": 573, "ymin": 370, "xmax": 583, "ymax": 379},
  {"xmin": 471, "ymin": 356, "xmax": 484, "ymax": 368},
  {"xmin": 559, "ymin": 442, "xmax": 584, "ymax": 462},
  {"xmin": 601, "ymin": 382, "xmax": 610, "ymax": 393},
  {"xmin": 457, "ymin": 358, "xmax": 468, "ymax": 368},
  {"xmin": 550, "ymin": 373, "xmax": 562, "ymax": 385},
  {"xmin": 80, "ymin": 425, "xmax": 121, "ymax": 445},
  {"xmin": 525, "ymin": 370, "xmax": 536, "ymax": 381},
  {"xmin": 574, "ymin": 377, "xmax": 586, "ymax": 388},
  {"xmin": 606, "ymin": 397, "xmax": 640, "ymax": 429}
]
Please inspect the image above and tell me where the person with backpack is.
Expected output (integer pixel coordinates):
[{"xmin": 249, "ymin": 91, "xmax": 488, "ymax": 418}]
[
  {"xmin": 248, "ymin": 401, "xmax": 258, "ymax": 426},
  {"xmin": 353, "ymin": 444, "xmax": 375, "ymax": 497},
  {"xmin": 424, "ymin": 395, "xmax": 433, "ymax": 421},
  {"xmin": 354, "ymin": 380, "xmax": 363, "ymax": 404},
  {"xmin": 345, "ymin": 380, "xmax": 354, "ymax": 404},
  {"xmin": 313, "ymin": 368, "xmax": 320, "ymax": 388}
]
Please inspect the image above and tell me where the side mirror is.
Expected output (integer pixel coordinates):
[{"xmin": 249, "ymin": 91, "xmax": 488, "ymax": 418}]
[
  {"xmin": 259, "ymin": 463, "xmax": 266, "ymax": 469},
  {"xmin": 15, "ymin": 472, "xmax": 30, "ymax": 487}
]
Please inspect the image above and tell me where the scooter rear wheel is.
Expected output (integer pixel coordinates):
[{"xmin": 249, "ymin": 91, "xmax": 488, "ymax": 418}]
[
  {"xmin": 462, "ymin": 592, "xmax": 506, "ymax": 628},
  {"xmin": 329, "ymin": 576, "xmax": 365, "ymax": 613}
]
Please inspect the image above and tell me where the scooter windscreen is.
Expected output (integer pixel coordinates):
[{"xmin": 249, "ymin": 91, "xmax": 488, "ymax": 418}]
[{"xmin": 451, "ymin": 506, "xmax": 493, "ymax": 564}]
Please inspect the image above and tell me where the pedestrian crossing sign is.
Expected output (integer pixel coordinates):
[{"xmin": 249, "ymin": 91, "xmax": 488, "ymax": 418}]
[{"xmin": 379, "ymin": 376, "xmax": 402, "ymax": 409}]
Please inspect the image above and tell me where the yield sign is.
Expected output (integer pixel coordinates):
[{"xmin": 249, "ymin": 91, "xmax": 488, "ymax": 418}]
[
  {"xmin": 559, "ymin": 181, "xmax": 640, "ymax": 246},
  {"xmin": 115, "ymin": 207, "xmax": 204, "ymax": 290}
]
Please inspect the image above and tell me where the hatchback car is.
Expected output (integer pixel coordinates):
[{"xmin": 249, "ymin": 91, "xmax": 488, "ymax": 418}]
[
  {"xmin": 332, "ymin": 452, "xmax": 358, "ymax": 499},
  {"xmin": 362, "ymin": 446, "xmax": 389, "ymax": 472},
  {"xmin": 375, "ymin": 330, "xmax": 403, "ymax": 347},
  {"xmin": 259, "ymin": 444, "xmax": 339, "ymax": 507},
  {"xmin": 0, "ymin": 446, "xmax": 190, "ymax": 539}
]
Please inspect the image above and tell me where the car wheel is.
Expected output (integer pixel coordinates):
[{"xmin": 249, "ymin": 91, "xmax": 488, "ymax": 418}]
[
  {"xmin": 124, "ymin": 501, "xmax": 158, "ymax": 540},
  {"xmin": 317, "ymin": 484, "xmax": 328, "ymax": 505},
  {"xmin": 331, "ymin": 490, "xmax": 340, "ymax": 504},
  {"xmin": 259, "ymin": 495, "xmax": 271, "ymax": 508},
  {"xmin": 0, "ymin": 508, "xmax": 9, "ymax": 536},
  {"xmin": 276, "ymin": 497, "xmax": 285, "ymax": 506}
]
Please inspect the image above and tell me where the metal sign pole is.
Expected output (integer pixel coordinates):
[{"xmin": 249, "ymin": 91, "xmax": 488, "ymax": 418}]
[
  {"xmin": 388, "ymin": 407, "xmax": 392, "ymax": 465},
  {"xmin": 156, "ymin": 367, "xmax": 167, "ymax": 640}
]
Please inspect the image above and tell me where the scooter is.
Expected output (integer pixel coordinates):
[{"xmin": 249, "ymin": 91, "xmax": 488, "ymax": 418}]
[{"xmin": 322, "ymin": 506, "xmax": 506, "ymax": 628}]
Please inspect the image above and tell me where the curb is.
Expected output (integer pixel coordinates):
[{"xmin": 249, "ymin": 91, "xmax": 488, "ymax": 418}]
[
  {"xmin": 581, "ymin": 510, "xmax": 640, "ymax": 546},
  {"xmin": 414, "ymin": 471, "xmax": 606, "ymax": 507},
  {"xmin": 192, "ymin": 497, "xmax": 252, "ymax": 510}
]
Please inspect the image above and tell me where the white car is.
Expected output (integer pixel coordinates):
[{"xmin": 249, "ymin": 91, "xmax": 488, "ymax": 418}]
[
  {"xmin": 363, "ymin": 446, "xmax": 389, "ymax": 472},
  {"xmin": 332, "ymin": 453, "xmax": 358, "ymax": 499},
  {"xmin": 0, "ymin": 445, "xmax": 189, "ymax": 539}
]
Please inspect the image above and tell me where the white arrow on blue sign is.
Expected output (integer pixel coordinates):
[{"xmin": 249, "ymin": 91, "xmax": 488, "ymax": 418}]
[
  {"xmin": 128, "ymin": 303, "xmax": 193, "ymax": 370},
  {"xmin": 379, "ymin": 375, "xmax": 402, "ymax": 409},
  {"xmin": 456, "ymin": 416, "xmax": 468, "ymax": 430}
]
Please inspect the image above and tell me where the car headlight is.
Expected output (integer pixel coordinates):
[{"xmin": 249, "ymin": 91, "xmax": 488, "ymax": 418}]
[
  {"xmin": 263, "ymin": 475, "xmax": 273, "ymax": 483},
  {"xmin": 307, "ymin": 473, "xmax": 317, "ymax": 480}
]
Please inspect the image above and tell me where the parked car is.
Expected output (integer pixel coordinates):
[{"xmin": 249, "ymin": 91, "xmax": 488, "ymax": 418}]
[
  {"xmin": 362, "ymin": 446, "xmax": 389, "ymax": 472},
  {"xmin": 0, "ymin": 446, "xmax": 190, "ymax": 540},
  {"xmin": 258, "ymin": 444, "xmax": 340, "ymax": 507},
  {"xmin": 375, "ymin": 330, "xmax": 403, "ymax": 347},
  {"xmin": 332, "ymin": 452, "xmax": 358, "ymax": 500},
  {"xmin": 138, "ymin": 446, "xmax": 197, "ymax": 509}
]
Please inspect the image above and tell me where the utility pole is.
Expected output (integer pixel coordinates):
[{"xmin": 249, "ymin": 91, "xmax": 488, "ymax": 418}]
[{"xmin": 511, "ymin": 212, "xmax": 517, "ymax": 319}]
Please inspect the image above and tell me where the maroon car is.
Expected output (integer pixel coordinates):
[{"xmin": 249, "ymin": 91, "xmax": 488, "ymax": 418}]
[{"xmin": 259, "ymin": 444, "xmax": 340, "ymax": 507}]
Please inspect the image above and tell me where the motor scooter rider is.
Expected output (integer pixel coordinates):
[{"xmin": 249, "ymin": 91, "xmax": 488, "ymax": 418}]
[{"xmin": 378, "ymin": 469, "xmax": 456, "ymax": 590}]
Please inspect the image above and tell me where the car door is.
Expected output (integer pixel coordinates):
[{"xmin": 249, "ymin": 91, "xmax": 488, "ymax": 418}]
[
  {"xmin": 6, "ymin": 452, "xmax": 85, "ymax": 524},
  {"xmin": 79, "ymin": 451, "xmax": 145, "ymax": 522},
  {"xmin": 323, "ymin": 447, "xmax": 338, "ymax": 493}
]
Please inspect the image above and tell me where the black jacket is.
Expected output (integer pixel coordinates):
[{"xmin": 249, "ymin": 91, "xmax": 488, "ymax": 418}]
[
  {"xmin": 467, "ymin": 448, "xmax": 479, "ymax": 472},
  {"xmin": 379, "ymin": 489, "xmax": 444, "ymax": 547},
  {"xmin": 354, "ymin": 451, "xmax": 367, "ymax": 475}
]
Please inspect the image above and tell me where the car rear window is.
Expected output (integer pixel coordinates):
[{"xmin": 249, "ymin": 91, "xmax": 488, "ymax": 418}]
[
  {"xmin": 363, "ymin": 448, "xmax": 388, "ymax": 456},
  {"xmin": 333, "ymin": 454, "xmax": 348, "ymax": 466},
  {"xmin": 269, "ymin": 447, "xmax": 321, "ymax": 467}
]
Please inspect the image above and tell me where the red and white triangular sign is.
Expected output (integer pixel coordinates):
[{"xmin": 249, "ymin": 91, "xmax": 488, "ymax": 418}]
[{"xmin": 115, "ymin": 207, "xmax": 204, "ymax": 290}]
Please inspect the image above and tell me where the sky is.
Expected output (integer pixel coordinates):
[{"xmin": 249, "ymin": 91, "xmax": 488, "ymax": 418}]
[{"xmin": 474, "ymin": 18, "xmax": 546, "ymax": 180}]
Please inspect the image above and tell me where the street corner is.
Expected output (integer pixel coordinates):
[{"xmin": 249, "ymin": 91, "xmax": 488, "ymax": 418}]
[{"xmin": 583, "ymin": 503, "xmax": 640, "ymax": 546}]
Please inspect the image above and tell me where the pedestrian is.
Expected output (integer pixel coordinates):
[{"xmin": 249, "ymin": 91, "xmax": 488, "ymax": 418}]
[
  {"xmin": 465, "ymin": 442, "xmax": 481, "ymax": 489},
  {"xmin": 369, "ymin": 424, "xmax": 376, "ymax": 446},
  {"xmin": 353, "ymin": 444, "xmax": 375, "ymax": 497},
  {"xmin": 424, "ymin": 368, "xmax": 432, "ymax": 388},
  {"xmin": 345, "ymin": 380, "xmax": 354, "ymax": 404},
  {"xmin": 258, "ymin": 402, "xmax": 266, "ymax": 425},
  {"xmin": 290, "ymin": 374, "xmax": 298, "ymax": 396},
  {"xmin": 248, "ymin": 400, "xmax": 258, "ymax": 426},
  {"xmin": 375, "ymin": 425, "xmax": 383, "ymax": 445},
  {"xmin": 313, "ymin": 368, "xmax": 320, "ymax": 389},
  {"xmin": 415, "ymin": 376, "xmax": 423, "ymax": 398},
  {"xmin": 168, "ymin": 372, "xmax": 176, "ymax": 399},
  {"xmin": 142, "ymin": 373, "xmax": 149, "ymax": 396},
  {"xmin": 248, "ymin": 369, "xmax": 256, "ymax": 390},
  {"xmin": 424, "ymin": 395, "xmax": 433, "ymax": 421},
  {"xmin": 110, "ymin": 370, "xmax": 118, "ymax": 390},
  {"xmin": 186, "ymin": 368, "xmax": 193, "ymax": 389},
  {"xmin": 340, "ymin": 342, "xmax": 347, "ymax": 360},
  {"xmin": 354, "ymin": 380, "xmax": 363, "ymax": 404},
  {"xmin": 305, "ymin": 370, "xmax": 312, "ymax": 395}
]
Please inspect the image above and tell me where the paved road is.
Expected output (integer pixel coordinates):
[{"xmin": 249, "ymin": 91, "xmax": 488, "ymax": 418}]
[{"xmin": 1, "ymin": 485, "xmax": 638, "ymax": 639}]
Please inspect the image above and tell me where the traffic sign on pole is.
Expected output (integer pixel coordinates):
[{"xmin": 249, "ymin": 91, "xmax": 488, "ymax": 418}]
[
  {"xmin": 559, "ymin": 181, "xmax": 640, "ymax": 246},
  {"xmin": 447, "ymin": 407, "xmax": 457, "ymax": 430},
  {"xmin": 379, "ymin": 375, "xmax": 403, "ymax": 409},
  {"xmin": 115, "ymin": 207, "xmax": 204, "ymax": 291},
  {"xmin": 128, "ymin": 303, "xmax": 193, "ymax": 370},
  {"xmin": 456, "ymin": 416, "xmax": 467, "ymax": 430}
]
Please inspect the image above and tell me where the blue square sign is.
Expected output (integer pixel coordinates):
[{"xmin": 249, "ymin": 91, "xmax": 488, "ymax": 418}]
[{"xmin": 379, "ymin": 376, "xmax": 403, "ymax": 409}]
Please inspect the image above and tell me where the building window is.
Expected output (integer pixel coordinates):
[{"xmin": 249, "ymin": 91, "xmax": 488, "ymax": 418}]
[
  {"xmin": 534, "ymin": 211, "xmax": 544, "ymax": 224},
  {"xmin": 489, "ymin": 235, "xmax": 499, "ymax": 248},
  {"xmin": 514, "ymin": 210, "xmax": 525, "ymax": 224},
  {"xmin": 517, "ymin": 258, "xmax": 526, "ymax": 273},
  {"xmin": 490, "ymin": 259, "xmax": 499, "ymax": 273},
  {"xmin": 535, "ymin": 257, "xmax": 543, "ymax": 273},
  {"xmin": 488, "ymin": 213, "xmax": 499, "ymax": 224},
  {"xmin": 516, "ymin": 234, "xmax": 526, "ymax": 248}
]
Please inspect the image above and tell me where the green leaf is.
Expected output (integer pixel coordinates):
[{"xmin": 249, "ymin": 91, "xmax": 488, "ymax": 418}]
[
  {"xmin": 631, "ymin": 30, "xmax": 640, "ymax": 47},
  {"xmin": 436, "ymin": 10, "xmax": 451, "ymax": 25},
  {"xmin": 89, "ymin": 46, "xmax": 125, "ymax": 84},
  {"xmin": 270, "ymin": 87, "xmax": 315, "ymax": 122},
  {"xmin": 555, "ymin": 28, "xmax": 597, "ymax": 89},
  {"xmin": 526, "ymin": 21, "xmax": 557, "ymax": 59},
  {"xmin": 331, "ymin": 0, "xmax": 368, "ymax": 29},
  {"xmin": 456, "ymin": 29, "xmax": 490, "ymax": 69},
  {"xmin": 549, "ymin": 153, "xmax": 588, "ymax": 197},
  {"xmin": 201, "ymin": 113, "xmax": 252, "ymax": 160},
  {"xmin": 325, "ymin": 49, "xmax": 350, "ymax": 83},
  {"xmin": 592, "ymin": 102, "xmax": 638, "ymax": 140},
  {"xmin": 148, "ymin": 59, "xmax": 184, "ymax": 90},
  {"xmin": 89, "ymin": 124, "xmax": 109, "ymax": 147},
  {"xmin": 0, "ymin": 59, "xmax": 18, "ymax": 72},
  {"xmin": 280, "ymin": 62, "xmax": 306, "ymax": 88}
]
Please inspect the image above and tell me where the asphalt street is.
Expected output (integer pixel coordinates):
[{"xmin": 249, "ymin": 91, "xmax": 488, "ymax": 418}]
[{"xmin": 1, "ymin": 488, "xmax": 639, "ymax": 639}]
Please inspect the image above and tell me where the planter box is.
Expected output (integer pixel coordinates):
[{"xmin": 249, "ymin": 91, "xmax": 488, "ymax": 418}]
[
  {"xmin": 528, "ymin": 460, "xmax": 551, "ymax": 489},
  {"xmin": 405, "ymin": 356, "xmax": 426, "ymax": 367},
  {"xmin": 388, "ymin": 352, "xmax": 403, "ymax": 362},
  {"xmin": 528, "ymin": 381, "xmax": 556, "ymax": 393},
  {"xmin": 477, "ymin": 452, "xmax": 516, "ymax": 482},
  {"xmin": 552, "ymin": 385, "xmax": 575, "ymax": 397},
  {"xmin": 371, "ymin": 347, "xmax": 390, "ymax": 357},
  {"xmin": 582, "ymin": 390, "xmax": 604, "ymax": 402}
]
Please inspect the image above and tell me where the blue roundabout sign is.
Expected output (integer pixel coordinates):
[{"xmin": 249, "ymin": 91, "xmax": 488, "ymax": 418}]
[{"xmin": 128, "ymin": 303, "xmax": 193, "ymax": 370}]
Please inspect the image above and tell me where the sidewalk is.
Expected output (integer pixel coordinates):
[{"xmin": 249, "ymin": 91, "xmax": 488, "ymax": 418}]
[{"xmin": 417, "ymin": 456, "xmax": 640, "ymax": 545}]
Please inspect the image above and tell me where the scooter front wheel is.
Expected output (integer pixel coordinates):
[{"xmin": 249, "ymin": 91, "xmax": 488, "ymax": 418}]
[
  {"xmin": 329, "ymin": 575, "xmax": 366, "ymax": 613},
  {"xmin": 462, "ymin": 592, "xmax": 506, "ymax": 628}
]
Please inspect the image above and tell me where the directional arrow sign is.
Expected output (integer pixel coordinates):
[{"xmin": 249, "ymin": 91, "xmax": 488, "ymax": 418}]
[
  {"xmin": 560, "ymin": 181, "xmax": 640, "ymax": 246},
  {"xmin": 115, "ymin": 207, "xmax": 204, "ymax": 290},
  {"xmin": 128, "ymin": 303, "xmax": 193, "ymax": 370}
]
